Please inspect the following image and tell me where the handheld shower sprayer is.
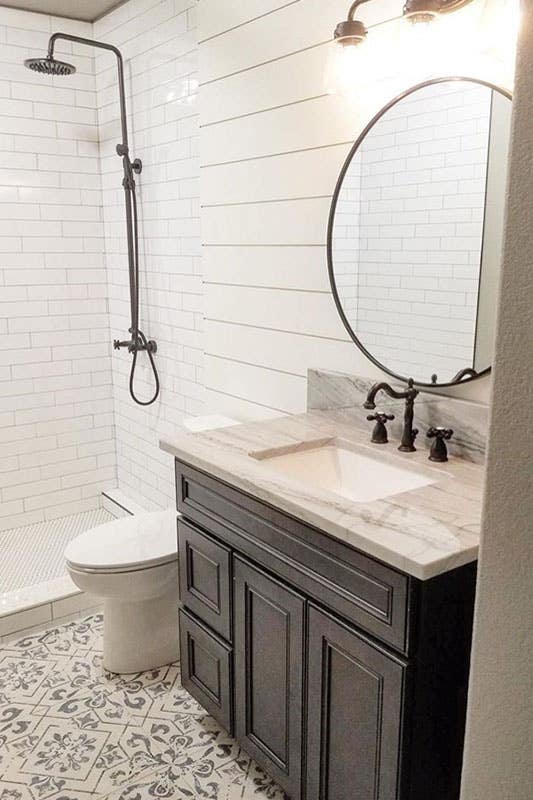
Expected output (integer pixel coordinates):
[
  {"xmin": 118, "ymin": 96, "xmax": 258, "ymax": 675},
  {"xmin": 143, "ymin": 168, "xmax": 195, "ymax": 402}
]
[{"xmin": 25, "ymin": 33, "xmax": 160, "ymax": 406}]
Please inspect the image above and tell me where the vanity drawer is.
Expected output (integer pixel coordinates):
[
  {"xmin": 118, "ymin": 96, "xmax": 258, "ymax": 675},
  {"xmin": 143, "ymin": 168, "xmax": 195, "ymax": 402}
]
[
  {"xmin": 176, "ymin": 460, "xmax": 410, "ymax": 653},
  {"xmin": 179, "ymin": 608, "xmax": 233, "ymax": 734},
  {"xmin": 178, "ymin": 519, "xmax": 232, "ymax": 641}
]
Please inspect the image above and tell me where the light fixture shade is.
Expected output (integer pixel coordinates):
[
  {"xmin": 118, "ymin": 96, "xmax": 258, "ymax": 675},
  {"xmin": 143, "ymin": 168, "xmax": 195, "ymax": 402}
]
[
  {"xmin": 403, "ymin": 0, "xmax": 440, "ymax": 23},
  {"xmin": 324, "ymin": 40, "xmax": 370, "ymax": 97}
]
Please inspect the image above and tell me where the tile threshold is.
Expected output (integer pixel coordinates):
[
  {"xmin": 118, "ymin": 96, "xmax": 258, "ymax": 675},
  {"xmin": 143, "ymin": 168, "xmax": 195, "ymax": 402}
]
[{"xmin": 0, "ymin": 574, "xmax": 80, "ymax": 618}]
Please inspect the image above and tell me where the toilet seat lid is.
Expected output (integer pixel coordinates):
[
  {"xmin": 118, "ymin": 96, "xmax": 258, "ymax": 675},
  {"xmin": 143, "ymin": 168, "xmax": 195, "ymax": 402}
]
[{"xmin": 65, "ymin": 510, "xmax": 177, "ymax": 573}]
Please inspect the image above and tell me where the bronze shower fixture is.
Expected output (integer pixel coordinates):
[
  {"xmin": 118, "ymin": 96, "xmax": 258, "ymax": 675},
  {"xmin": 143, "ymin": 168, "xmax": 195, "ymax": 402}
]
[{"xmin": 334, "ymin": 0, "xmax": 476, "ymax": 46}]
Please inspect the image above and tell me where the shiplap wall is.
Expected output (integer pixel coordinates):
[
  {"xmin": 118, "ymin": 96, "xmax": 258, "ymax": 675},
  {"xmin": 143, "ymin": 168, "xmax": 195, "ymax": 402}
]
[{"xmin": 199, "ymin": 0, "xmax": 495, "ymax": 420}]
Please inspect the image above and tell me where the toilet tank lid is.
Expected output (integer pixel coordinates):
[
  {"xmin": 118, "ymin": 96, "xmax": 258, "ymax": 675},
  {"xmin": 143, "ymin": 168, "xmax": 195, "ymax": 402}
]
[
  {"xmin": 182, "ymin": 414, "xmax": 238, "ymax": 432},
  {"xmin": 65, "ymin": 509, "xmax": 177, "ymax": 572}
]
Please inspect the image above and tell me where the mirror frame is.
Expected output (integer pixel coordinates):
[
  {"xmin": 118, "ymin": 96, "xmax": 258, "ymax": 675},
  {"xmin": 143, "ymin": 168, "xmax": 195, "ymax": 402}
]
[{"xmin": 327, "ymin": 76, "xmax": 512, "ymax": 388}]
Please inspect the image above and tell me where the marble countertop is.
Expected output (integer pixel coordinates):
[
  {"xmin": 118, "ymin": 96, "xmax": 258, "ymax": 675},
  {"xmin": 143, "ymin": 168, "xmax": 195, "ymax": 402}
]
[{"xmin": 160, "ymin": 408, "xmax": 485, "ymax": 580}]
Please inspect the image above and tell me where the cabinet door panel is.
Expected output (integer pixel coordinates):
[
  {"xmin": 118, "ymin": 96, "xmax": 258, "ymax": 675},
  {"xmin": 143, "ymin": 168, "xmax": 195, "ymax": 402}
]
[
  {"xmin": 306, "ymin": 605, "xmax": 405, "ymax": 800},
  {"xmin": 234, "ymin": 557, "xmax": 304, "ymax": 799}
]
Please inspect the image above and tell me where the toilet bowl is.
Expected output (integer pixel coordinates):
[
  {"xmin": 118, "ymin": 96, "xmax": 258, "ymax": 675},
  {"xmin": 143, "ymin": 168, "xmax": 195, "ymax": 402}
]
[{"xmin": 65, "ymin": 509, "xmax": 179, "ymax": 674}]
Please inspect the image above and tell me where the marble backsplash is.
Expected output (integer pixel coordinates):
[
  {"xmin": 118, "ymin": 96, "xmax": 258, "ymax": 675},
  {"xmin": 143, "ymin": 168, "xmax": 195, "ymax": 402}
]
[{"xmin": 307, "ymin": 369, "xmax": 488, "ymax": 464}]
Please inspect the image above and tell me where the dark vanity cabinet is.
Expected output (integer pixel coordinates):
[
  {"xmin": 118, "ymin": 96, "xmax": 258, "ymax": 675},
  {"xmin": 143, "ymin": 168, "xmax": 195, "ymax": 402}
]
[{"xmin": 175, "ymin": 459, "xmax": 476, "ymax": 800}]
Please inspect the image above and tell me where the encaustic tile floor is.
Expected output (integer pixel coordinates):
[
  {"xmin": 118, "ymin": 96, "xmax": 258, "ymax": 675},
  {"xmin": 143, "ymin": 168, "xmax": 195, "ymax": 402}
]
[{"xmin": 0, "ymin": 614, "xmax": 287, "ymax": 800}]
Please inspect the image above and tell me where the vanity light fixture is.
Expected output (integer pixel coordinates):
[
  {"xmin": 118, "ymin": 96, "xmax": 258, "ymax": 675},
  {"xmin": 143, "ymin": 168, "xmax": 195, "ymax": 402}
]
[
  {"xmin": 324, "ymin": 0, "xmax": 371, "ymax": 95},
  {"xmin": 327, "ymin": 0, "xmax": 476, "ymax": 93},
  {"xmin": 332, "ymin": 0, "xmax": 475, "ymax": 47}
]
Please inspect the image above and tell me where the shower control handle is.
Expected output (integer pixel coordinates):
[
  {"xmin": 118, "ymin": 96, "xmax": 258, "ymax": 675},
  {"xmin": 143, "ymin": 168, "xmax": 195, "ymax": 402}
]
[{"xmin": 114, "ymin": 338, "xmax": 157, "ymax": 354}]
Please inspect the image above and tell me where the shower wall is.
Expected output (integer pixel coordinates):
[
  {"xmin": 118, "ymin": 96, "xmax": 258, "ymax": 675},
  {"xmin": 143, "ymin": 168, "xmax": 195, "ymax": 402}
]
[
  {"xmin": 94, "ymin": 0, "xmax": 202, "ymax": 510},
  {"xmin": 0, "ymin": 8, "xmax": 116, "ymax": 532}
]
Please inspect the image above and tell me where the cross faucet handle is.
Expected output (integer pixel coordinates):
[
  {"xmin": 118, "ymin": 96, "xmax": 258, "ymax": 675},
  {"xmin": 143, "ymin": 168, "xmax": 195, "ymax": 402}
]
[
  {"xmin": 427, "ymin": 427, "xmax": 454, "ymax": 462},
  {"xmin": 367, "ymin": 411, "xmax": 395, "ymax": 445},
  {"xmin": 427, "ymin": 427, "xmax": 453, "ymax": 440}
]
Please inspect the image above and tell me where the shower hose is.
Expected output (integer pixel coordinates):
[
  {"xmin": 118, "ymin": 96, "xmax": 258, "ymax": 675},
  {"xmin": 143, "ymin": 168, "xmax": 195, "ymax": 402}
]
[{"xmin": 115, "ymin": 151, "xmax": 160, "ymax": 406}]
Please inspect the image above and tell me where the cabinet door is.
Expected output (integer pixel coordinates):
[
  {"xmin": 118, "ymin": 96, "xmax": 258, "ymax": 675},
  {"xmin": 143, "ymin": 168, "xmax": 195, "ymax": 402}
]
[
  {"xmin": 234, "ymin": 557, "xmax": 304, "ymax": 799},
  {"xmin": 306, "ymin": 605, "xmax": 405, "ymax": 800}
]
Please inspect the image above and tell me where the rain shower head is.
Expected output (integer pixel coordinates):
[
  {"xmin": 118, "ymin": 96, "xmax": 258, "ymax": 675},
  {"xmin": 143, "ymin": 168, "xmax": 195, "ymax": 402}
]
[{"xmin": 24, "ymin": 56, "xmax": 76, "ymax": 76}]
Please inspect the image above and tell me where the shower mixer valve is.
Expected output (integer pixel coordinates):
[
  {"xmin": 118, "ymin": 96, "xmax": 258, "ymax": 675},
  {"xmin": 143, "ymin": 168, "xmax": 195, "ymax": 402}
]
[{"xmin": 114, "ymin": 337, "xmax": 157, "ymax": 354}]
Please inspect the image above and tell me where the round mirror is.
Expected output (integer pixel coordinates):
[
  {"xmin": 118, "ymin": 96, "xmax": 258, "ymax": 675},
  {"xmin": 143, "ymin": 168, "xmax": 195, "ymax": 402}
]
[{"xmin": 328, "ymin": 77, "xmax": 512, "ymax": 387}]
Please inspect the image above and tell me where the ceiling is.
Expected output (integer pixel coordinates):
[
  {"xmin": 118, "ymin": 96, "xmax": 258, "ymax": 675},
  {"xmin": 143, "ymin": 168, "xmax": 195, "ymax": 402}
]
[{"xmin": 0, "ymin": 0, "xmax": 126, "ymax": 22}]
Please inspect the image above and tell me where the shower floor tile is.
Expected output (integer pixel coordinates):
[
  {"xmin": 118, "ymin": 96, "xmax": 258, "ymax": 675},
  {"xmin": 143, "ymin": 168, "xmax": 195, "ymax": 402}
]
[
  {"xmin": 0, "ymin": 614, "xmax": 287, "ymax": 799},
  {"xmin": 0, "ymin": 507, "xmax": 115, "ymax": 594}
]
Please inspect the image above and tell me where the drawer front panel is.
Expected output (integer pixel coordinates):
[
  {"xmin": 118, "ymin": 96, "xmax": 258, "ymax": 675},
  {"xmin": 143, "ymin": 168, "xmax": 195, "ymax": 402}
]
[
  {"xmin": 179, "ymin": 608, "xmax": 233, "ymax": 733},
  {"xmin": 178, "ymin": 520, "xmax": 232, "ymax": 641},
  {"xmin": 176, "ymin": 460, "xmax": 410, "ymax": 652}
]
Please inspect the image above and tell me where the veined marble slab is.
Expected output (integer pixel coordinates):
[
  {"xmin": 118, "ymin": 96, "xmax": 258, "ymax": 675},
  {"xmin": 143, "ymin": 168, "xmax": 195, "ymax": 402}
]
[
  {"xmin": 160, "ymin": 408, "xmax": 484, "ymax": 580},
  {"xmin": 308, "ymin": 369, "xmax": 489, "ymax": 464}
]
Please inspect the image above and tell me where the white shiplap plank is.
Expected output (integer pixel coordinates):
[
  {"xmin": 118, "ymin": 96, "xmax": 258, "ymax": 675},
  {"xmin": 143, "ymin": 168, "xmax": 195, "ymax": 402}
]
[
  {"xmin": 203, "ymin": 198, "xmax": 330, "ymax": 246},
  {"xmin": 205, "ymin": 320, "xmax": 365, "ymax": 378},
  {"xmin": 203, "ymin": 246, "xmax": 330, "ymax": 291},
  {"xmin": 205, "ymin": 355, "xmax": 306, "ymax": 414},
  {"xmin": 204, "ymin": 387, "xmax": 284, "ymax": 422},
  {"xmin": 205, "ymin": 284, "xmax": 347, "ymax": 341},
  {"xmin": 199, "ymin": 0, "xmax": 299, "ymax": 42},
  {"xmin": 201, "ymin": 145, "xmax": 348, "ymax": 205},
  {"xmin": 200, "ymin": 93, "xmax": 377, "ymax": 166},
  {"xmin": 200, "ymin": 41, "xmax": 329, "ymax": 126}
]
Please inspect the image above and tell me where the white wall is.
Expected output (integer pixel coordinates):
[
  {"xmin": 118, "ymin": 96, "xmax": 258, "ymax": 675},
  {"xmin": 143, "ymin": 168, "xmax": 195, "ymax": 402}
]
[
  {"xmin": 0, "ymin": 7, "xmax": 115, "ymax": 531},
  {"xmin": 461, "ymin": 5, "xmax": 533, "ymax": 795},
  {"xmin": 94, "ymin": 0, "xmax": 201, "ymax": 510},
  {"xmin": 199, "ymin": 0, "xmax": 511, "ymax": 420}
]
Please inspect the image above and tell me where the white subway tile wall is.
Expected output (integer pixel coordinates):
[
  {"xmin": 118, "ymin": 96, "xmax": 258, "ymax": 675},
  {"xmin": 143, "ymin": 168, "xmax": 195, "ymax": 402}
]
[
  {"xmin": 0, "ymin": 8, "xmax": 116, "ymax": 531},
  {"xmin": 94, "ymin": 0, "xmax": 201, "ymax": 509},
  {"xmin": 334, "ymin": 82, "xmax": 492, "ymax": 383}
]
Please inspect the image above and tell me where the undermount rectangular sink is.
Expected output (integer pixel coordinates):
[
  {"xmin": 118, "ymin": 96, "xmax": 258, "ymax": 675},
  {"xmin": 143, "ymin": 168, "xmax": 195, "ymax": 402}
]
[{"xmin": 250, "ymin": 438, "xmax": 438, "ymax": 503}]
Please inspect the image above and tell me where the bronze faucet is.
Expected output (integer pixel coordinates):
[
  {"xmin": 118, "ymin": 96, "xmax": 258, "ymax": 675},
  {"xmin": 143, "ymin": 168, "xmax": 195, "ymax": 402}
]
[{"xmin": 363, "ymin": 378, "xmax": 419, "ymax": 452}]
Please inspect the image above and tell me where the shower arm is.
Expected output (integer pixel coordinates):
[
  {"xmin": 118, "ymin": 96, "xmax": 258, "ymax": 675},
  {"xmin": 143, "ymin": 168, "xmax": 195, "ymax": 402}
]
[{"xmin": 47, "ymin": 33, "xmax": 129, "ymax": 149}]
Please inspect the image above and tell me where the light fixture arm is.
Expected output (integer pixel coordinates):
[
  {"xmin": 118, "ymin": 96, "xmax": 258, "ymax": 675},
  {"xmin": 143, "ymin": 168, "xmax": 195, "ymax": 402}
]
[{"xmin": 347, "ymin": 0, "xmax": 373, "ymax": 21}]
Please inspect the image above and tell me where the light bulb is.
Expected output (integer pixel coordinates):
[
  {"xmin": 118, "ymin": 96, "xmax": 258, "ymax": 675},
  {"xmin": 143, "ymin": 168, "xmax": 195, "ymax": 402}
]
[
  {"xmin": 324, "ymin": 41, "xmax": 369, "ymax": 97},
  {"xmin": 400, "ymin": 13, "xmax": 447, "ymax": 76}
]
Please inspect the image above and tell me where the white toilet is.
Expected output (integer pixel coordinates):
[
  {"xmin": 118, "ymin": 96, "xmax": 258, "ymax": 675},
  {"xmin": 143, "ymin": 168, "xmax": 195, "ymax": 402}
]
[{"xmin": 65, "ymin": 509, "xmax": 179, "ymax": 674}]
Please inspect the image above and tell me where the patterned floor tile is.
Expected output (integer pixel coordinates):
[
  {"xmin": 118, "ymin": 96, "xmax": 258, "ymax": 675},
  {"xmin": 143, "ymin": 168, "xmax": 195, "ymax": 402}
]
[
  {"xmin": 100, "ymin": 766, "xmax": 196, "ymax": 799},
  {"xmin": 0, "ymin": 614, "xmax": 288, "ymax": 800},
  {"xmin": 9, "ymin": 615, "xmax": 104, "ymax": 659}
]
